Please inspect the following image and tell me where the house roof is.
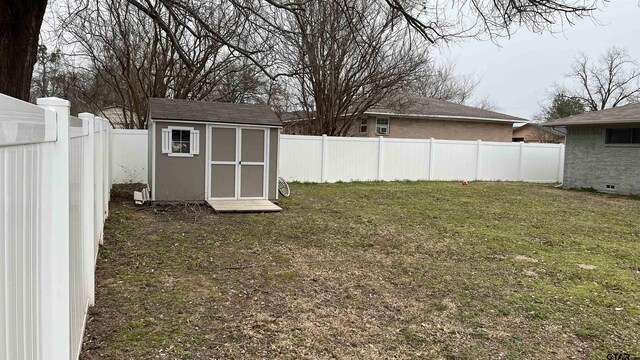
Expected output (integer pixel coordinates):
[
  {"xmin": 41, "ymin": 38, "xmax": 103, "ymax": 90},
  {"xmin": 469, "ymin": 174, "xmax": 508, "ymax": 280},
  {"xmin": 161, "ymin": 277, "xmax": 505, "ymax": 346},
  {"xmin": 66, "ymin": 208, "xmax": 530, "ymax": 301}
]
[
  {"xmin": 280, "ymin": 110, "xmax": 314, "ymax": 122},
  {"xmin": 148, "ymin": 98, "xmax": 282, "ymax": 127},
  {"xmin": 364, "ymin": 96, "xmax": 526, "ymax": 123},
  {"xmin": 514, "ymin": 123, "xmax": 566, "ymax": 137},
  {"xmin": 543, "ymin": 102, "xmax": 640, "ymax": 126}
]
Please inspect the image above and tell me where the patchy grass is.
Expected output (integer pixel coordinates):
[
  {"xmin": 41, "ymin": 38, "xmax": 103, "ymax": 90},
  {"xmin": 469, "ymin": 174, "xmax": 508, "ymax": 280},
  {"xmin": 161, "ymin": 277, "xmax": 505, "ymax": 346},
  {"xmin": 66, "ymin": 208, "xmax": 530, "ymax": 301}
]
[{"xmin": 81, "ymin": 182, "xmax": 640, "ymax": 359}]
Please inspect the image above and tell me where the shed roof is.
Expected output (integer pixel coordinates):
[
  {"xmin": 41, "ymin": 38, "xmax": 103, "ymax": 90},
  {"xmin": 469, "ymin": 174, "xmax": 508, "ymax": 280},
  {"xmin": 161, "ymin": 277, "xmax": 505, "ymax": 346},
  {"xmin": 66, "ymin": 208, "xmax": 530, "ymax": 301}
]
[
  {"xmin": 148, "ymin": 98, "xmax": 282, "ymax": 127},
  {"xmin": 543, "ymin": 102, "xmax": 640, "ymax": 126}
]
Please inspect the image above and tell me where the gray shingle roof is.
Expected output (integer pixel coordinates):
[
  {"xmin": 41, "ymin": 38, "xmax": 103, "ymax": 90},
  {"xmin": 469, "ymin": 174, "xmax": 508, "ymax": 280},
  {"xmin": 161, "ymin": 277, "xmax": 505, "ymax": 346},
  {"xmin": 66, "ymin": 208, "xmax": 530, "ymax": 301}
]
[
  {"xmin": 514, "ymin": 123, "xmax": 566, "ymax": 136},
  {"xmin": 366, "ymin": 96, "xmax": 526, "ymax": 123},
  {"xmin": 544, "ymin": 102, "xmax": 640, "ymax": 126},
  {"xmin": 148, "ymin": 98, "xmax": 282, "ymax": 127}
]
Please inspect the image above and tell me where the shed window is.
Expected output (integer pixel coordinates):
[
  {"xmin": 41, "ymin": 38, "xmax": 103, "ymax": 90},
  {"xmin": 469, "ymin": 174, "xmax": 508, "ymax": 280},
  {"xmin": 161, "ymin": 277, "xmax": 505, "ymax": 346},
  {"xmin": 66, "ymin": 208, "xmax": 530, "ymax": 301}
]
[
  {"xmin": 161, "ymin": 126, "xmax": 200, "ymax": 157},
  {"xmin": 605, "ymin": 128, "xmax": 640, "ymax": 144},
  {"xmin": 172, "ymin": 129, "xmax": 191, "ymax": 153},
  {"xmin": 376, "ymin": 118, "xmax": 389, "ymax": 135},
  {"xmin": 359, "ymin": 119, "xmax": 368, "ymax": 133}
]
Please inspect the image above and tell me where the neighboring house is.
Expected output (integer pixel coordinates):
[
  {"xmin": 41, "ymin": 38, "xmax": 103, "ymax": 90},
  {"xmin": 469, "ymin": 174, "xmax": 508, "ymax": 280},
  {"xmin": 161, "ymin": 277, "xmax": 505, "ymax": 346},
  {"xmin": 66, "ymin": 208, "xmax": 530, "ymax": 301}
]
[
  {"xmin": 284, "ymin": 96, "xmax": 526, "ymax": 142},
  {"xmin": 98, "ymin": 106, "xmax": 132, "ymax": 129},
  {"xmin": 544, "ymin": 103, "xmax": 640, "ymax": 195},
  {"xmin": 512, "ymin": 123, "xmax": 565, "ymax": 143}
]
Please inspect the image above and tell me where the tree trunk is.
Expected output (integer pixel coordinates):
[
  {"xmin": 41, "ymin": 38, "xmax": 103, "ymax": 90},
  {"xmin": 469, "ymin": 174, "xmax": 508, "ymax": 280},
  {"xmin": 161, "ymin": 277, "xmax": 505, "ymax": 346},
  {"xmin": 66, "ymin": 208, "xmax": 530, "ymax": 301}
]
[{"xmin": 0, "ymin": 0, "xmax": 48, "ymax": 100}]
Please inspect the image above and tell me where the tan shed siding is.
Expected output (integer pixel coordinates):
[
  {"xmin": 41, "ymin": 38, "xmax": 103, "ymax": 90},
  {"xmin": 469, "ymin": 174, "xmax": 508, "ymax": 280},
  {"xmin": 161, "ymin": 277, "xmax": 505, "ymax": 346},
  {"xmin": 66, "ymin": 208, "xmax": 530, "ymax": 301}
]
[
  {"xmin": 268, "ymin": 128, "xmax": 278, "ymax": 201},
  {"xmin": 154, "ymin": 121, "xmax": 207, "ymax": 201}
]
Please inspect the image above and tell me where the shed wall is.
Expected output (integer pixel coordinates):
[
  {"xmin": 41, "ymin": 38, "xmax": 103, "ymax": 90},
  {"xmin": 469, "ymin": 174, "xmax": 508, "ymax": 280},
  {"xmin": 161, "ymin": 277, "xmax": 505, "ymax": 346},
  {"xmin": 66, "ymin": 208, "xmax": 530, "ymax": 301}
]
[
  {"xmin": 154, "ymin": 121, "xmax": 207, "ymax": 201},
  {"xmin": 563, "ymin": 126, "xmax": 640, "ymax": 194},
  {"xmin": 268, "ymin": 128, "xmax": 278, "ymax": 202}
]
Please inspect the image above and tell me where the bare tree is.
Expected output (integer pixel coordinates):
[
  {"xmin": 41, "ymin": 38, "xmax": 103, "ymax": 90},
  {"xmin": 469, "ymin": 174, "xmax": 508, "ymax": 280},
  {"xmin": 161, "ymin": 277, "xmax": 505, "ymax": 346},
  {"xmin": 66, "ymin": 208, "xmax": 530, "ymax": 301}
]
[
  {"xmin": 31, "ymin": 44, "xmax": 63, "ymax": 98},
  {"xmin": 1, "ymin": 0, "xmax": 600, "ymax": 101},
  {"xmin": 279, "ymin": 0, "xmax": 427, "ymax": 136},
  {"xmin": 60, "ymin": 0, "xmax": 261, "ymax": 128},
  {"xmin": 568, "ymin": 47, "xmax": 640, "ymax": 111},
  {"xmin": 409, "ymin": 60, "xmax": 478, "ymax": 104}
]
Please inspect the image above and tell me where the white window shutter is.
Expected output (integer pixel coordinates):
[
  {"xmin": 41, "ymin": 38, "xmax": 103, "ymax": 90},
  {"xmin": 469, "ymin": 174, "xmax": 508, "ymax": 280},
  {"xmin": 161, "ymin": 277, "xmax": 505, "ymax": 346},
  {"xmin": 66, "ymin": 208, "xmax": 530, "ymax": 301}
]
[
  {"xmin": 161, "ymin": 128, "xmax": 171, "ymax": 154},
  {"xmin": 190, "ymin": 130, "xmax": 200, "ymax": 155}
]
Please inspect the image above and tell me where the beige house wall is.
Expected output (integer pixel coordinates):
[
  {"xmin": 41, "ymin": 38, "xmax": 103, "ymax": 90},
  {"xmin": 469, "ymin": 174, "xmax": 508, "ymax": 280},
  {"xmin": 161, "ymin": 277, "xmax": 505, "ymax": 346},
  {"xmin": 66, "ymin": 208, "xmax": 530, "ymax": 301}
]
[
  {"xmin": 351, "ymin": 116, "xmax": 513, "ymax": 142},
  {"xmin": 512, "ymin": 125, "xmax": 565, "ymax": 143}
]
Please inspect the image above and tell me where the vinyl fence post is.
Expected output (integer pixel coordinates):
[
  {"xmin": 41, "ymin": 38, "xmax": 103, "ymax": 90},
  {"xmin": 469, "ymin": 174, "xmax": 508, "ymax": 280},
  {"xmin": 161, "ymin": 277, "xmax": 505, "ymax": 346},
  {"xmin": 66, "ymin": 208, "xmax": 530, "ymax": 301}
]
[
  {"xmin": 103, "ymin": 121, "xmax": 109, "ymax": 219},
  {"xmin": 518, "ymin": 141, "xmax": 525, "ymax": 181},
  {"xmin": 94, "ymin": 117, "xmax": 104, "ymax": 245},
  {"xmin": 428, "ymin": 138, "xmax": 435, "ymax": 181},
  {"xmin": 377, "ymin": 136, "xmax": 384, "ymax": 180},
  {"xmin": 557, "ymin": 143, "xmax": 565, "ymax": 183},
  {"xmin": 475, "ymin": 140, "xmax": 482, "ymax": 180},
  {"xmin": 321, "ymin": 134, "xmax": 328, "ymax": 182},
  {"xmin": 37, "ymin": 97, "xmax": 71, "ymax": 360},
  {"xmin": 79, "ymin": 113, "xmax": 96, "ymax": 305}
]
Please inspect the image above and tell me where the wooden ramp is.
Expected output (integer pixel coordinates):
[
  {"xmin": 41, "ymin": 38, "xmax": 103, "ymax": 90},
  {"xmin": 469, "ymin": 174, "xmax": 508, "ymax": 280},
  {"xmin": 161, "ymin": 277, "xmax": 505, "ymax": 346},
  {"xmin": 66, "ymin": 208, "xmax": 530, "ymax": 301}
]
[{"xmin": 206, "ymin": 199, "xmax": 282, "ymax": 213}]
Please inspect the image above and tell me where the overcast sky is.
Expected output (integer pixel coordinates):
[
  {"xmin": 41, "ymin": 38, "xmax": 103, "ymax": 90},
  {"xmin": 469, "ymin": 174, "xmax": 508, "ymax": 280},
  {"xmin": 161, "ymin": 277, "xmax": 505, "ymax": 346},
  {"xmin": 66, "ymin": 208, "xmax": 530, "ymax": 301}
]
[{"xmin": 437, "ymin": 0, "xmax": 640, "ymax": 119}]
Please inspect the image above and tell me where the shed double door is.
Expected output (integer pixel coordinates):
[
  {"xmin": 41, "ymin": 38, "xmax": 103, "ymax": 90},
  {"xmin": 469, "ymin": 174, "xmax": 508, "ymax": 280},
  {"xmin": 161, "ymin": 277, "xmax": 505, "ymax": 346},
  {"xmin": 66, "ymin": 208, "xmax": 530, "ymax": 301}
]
[{"xmin": 208, "ymin": 126, "xmax": 268, "ymax": 200}]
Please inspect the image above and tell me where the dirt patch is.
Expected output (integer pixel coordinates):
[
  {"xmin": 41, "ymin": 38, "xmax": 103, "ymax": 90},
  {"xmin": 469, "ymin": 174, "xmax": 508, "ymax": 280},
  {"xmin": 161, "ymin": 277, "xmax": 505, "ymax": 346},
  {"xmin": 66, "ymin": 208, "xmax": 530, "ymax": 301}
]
[
  {"xmin": 110, "ymin": 182, "xmax": 145, "ymax": 202},
  {"xmin": 578, "ymin": 264, "xmax": 596, "ymax": 270},
  {"xmin": 524, "ymin": 269, "xmax": 538, "ymax": 277},
  {"xmin": 515, "ymin": 255, "xmax": 539, "ymax": 263}
]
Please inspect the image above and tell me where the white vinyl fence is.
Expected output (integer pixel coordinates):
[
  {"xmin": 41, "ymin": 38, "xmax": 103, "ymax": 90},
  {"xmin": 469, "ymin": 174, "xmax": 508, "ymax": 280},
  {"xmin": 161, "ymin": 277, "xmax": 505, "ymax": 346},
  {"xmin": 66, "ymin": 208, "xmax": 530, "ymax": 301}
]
[
  {"xmin": 0, "ymin": 94, "xmax": 112, "ymax": 360},
  {"xmin": 279, "ymin": 134, "xmax": 565, "ymax": 183},
  {"xmin": 111, "ymin": 129, "xmax": 148, "ymax": 183},
  {"xmin": 109, "ymin": 132, "xmax": 565, "ymax": 185}
]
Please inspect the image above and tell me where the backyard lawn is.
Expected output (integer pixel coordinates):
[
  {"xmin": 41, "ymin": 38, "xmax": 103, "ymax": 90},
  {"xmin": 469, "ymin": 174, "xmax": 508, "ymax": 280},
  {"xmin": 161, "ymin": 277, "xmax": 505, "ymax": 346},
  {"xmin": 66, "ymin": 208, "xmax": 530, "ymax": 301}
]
[{"xmin": 81, "ymin": 182, "xmax": 640, "ymax": 359}]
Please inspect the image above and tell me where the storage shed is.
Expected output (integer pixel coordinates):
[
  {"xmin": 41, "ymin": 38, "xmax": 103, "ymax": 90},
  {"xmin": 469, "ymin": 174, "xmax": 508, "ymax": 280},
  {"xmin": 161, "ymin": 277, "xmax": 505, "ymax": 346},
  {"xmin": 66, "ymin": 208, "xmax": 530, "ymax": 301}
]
[{"xmin": 147, "ymin": 98, "xmax": 283, "ymax": 209}]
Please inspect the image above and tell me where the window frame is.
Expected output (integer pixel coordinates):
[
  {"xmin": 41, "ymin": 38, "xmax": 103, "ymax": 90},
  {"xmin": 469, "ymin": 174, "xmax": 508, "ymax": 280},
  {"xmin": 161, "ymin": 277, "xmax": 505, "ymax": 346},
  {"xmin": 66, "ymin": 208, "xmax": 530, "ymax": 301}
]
[
  {"xmin": 359, "ymin": 118, "xmax": 368, "ymax": 133},
  {"xmin": 163, "ymin": 126, "xmax": 199, "ymax": 157},
  {"xmin": 605, "ymin": 127, "xmax": 640, "ymax": 145},
  {"xmin": 171, "ymin": 128, "xmax": 192, "ymax": 156},
  {"xmin": 376, "ymin": 117, "xmax": 390, "ymax": 135}
]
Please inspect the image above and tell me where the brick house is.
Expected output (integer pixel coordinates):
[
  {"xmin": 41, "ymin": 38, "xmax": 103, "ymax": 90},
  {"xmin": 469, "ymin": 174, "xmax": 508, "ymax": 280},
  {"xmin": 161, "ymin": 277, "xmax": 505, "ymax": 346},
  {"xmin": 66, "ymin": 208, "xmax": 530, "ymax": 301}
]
[
  {"xmin": 512, "ymin": 123, "xmax": 565, "ymax": 143},
  {"xmin": 283, "ymin": 97, "xmax": 526, "ymax": 142},
  {"xmin": 544, "ymin": 103, "xmax": 640, "ymax": 195}
]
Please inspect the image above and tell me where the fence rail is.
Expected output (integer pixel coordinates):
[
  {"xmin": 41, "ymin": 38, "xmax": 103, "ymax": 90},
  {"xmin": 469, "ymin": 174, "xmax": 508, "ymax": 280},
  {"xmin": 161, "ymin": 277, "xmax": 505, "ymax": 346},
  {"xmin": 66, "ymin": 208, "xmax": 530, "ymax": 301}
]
[
  {"xmin": 0, "ymin": 94, "xmax": 112, "ymax": 360},
  {"xmin": 279, "ymin": 134, "xmax": 565, "ymax": 183}
]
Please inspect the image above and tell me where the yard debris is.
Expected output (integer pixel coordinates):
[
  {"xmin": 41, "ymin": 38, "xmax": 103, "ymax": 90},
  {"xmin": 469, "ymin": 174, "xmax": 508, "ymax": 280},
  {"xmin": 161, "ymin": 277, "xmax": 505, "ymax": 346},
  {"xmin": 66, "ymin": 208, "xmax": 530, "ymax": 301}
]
[
  {"xmin": 577, "ymin": 264, "xmax": 596, "ymax": 270},
  {"xmin": 524, "ymin": 270, "xmax": 538, "ymax": 277}
]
